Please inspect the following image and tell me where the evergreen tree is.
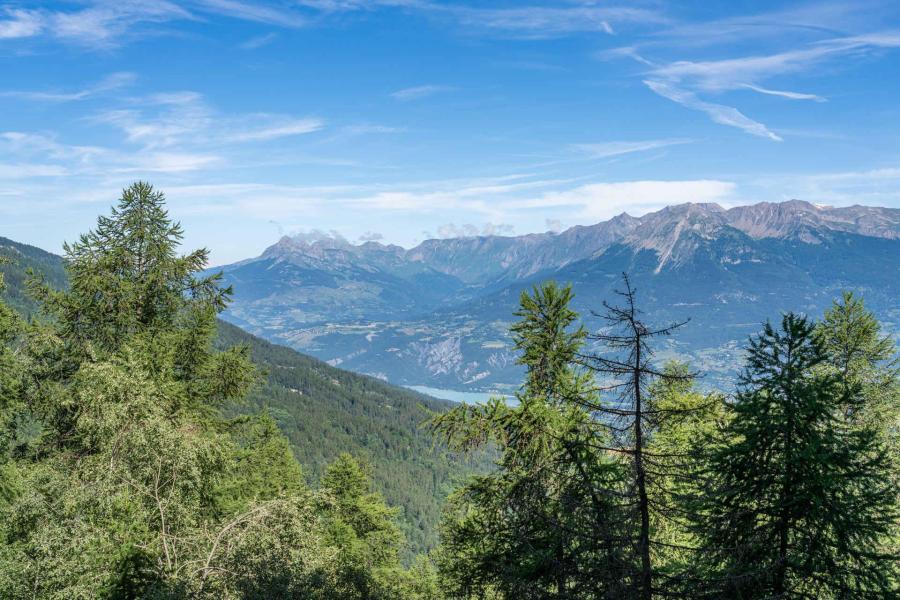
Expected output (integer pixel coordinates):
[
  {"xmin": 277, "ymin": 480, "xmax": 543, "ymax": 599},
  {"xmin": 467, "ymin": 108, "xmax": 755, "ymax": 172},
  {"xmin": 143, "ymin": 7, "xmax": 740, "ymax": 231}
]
[
  {"xmin": 432, "ymin": 282, "xmax": 628, "ymax": 599},
  {"xmin": 318, "ymin": 453, "xmax": 412, "ymax": 599},
  {"xmin": 0, "ymin": 259, "xmax": 23, "ymax": 503},
  {"xmin": 697, "ymin": 313, "xmax": 898, "ymax": 598},
  {"xmin": 0, "ymin": 183, "xmax": 423, "ymax": 599},
  {"xmin": 642, "ymin": 362, "xmax": 726, "ymax": 592},
  {"xmin": 816, "ymin": 291, "xmax": 898, "ymax": 432}
]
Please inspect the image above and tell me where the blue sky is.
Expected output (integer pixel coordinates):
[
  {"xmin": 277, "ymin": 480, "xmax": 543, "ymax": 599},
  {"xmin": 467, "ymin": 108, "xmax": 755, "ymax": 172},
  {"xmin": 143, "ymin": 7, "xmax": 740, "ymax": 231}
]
[{"xmin": 2, "ymin": 0, "xmax": 900, "ymax": 264}]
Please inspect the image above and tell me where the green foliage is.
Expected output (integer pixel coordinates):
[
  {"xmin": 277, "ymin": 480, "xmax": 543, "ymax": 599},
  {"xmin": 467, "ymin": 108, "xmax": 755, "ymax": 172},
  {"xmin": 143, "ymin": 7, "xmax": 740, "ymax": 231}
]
[
  {"xmin": 816, "ymin": 291, "xmax": 899, "ymax": 434},
  {"xmin": 643, "ymin": 363, "xmax": 726, "ymax": 585},
  {"xmin": 432, "ymin": 282, "xmax": 630, "ymax": 598},
  {"xmin": 1, "ymin": 217, "xmax": 489, "ymax": 560},
  {"xmin": 216, "ymin": 319, "xmax": 493, "ymax": 559},
  {"xmin": 0, "ymin": 183, "xmax": 431, "ymax": 599},
  {"xmin": 696, "ymin": 313, "xmax": 898, "ymax": 598}
]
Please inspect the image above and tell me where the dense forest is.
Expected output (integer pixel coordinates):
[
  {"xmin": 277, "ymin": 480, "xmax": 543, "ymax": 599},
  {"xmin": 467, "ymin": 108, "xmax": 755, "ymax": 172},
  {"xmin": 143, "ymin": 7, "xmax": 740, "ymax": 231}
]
[{"xmin": 1, "ymin": 183, "xmax": 897, "ymax": 598}]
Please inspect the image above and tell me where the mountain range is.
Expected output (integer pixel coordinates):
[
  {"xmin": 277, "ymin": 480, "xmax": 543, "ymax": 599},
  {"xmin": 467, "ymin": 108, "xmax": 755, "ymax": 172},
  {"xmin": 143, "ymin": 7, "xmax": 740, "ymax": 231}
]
[{"xmin": 216, "ymin": 200, "xmax": 900, "ymax": 393}]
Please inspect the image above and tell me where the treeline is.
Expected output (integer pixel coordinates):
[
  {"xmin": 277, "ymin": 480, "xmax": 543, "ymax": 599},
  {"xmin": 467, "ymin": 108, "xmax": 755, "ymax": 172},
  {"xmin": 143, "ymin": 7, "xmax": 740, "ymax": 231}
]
[
  {"xmin": 0, "ymin": 183, "xmax": 897, "ymax": 599},
  {"xmin": 431, "ymin": 279, "xmax": 899, "ymax": 598}
]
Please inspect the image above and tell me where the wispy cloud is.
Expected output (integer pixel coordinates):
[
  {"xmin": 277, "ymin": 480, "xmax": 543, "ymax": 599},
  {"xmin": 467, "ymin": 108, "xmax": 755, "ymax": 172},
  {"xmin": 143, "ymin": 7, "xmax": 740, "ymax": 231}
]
[
  {"xmin": 601, "ymin": 2, "xmax": 900, "ymax": 141},
  {"xmin": 92, "ymin": 91, "xmax": 324, "ymax": 149},
  {"xmin": 0, "ymin": 8, "xmax": 43, "ymax": 39},
  {"xmin": 50, "ymin": 1, "xmax": 192, "ymax": 48},
  {"xmin": 0, "ymin": 163, "xmax": 69, "ymax": 178},
  {"xmin": 0, "ymin": 72, "xmax": 135, "ymax": 102},
  {"xmin": 430, "ymin": 3, "xmax": 667, "ymax": 39},
  {"xmin": 573, "ymin": 139, "xmax": 691, "ymax": 159},
  {"xmin": 390, "ymin": 84, "xmax": 454, "ymax": 101},
  {"xmin": 509, "ymin": 179, "xmax": 736, "ymax": 221},
  {"xmin": 113, "ymin": 152, "xmax": 221, "ymax": 173},
  {"xmin": 644, "ymin": 80, "xmax": 783, "ymax": 141},
  {"xmin": 192, "ymin": 0, "xmax": 305, "ymax": 27},
  {"xmin": 0, "ymin": 0, "xmax": 307, "ymax": 48},
  {"xmin": 227, "ymin": 118, "xmax": 324, "ymax": 142},
  {"xmin": 740, "ymin": 84, "xmax": 826, "ymax": 102},
  {"xmin": 293, "ymin": 1, "xmax": 664, "ymax": 39},
  {"xmin": 239, "ymin": 32, "xmax": 277, "ymax": 50}
]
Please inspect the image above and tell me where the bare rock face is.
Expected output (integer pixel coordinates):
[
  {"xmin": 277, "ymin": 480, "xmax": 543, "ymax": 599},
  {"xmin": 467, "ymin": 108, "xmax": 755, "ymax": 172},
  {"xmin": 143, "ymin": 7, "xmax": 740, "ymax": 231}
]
[{"xmin": 725, "ymin": 200, "xmax": 900, "ymax": 241}]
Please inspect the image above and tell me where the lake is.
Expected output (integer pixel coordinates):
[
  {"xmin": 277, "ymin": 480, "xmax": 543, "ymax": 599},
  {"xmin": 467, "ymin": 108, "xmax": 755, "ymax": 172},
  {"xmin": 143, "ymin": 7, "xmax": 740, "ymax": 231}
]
[{"xmin": 405, "ymin": 385, "xmax": 515, "ymax": 405}]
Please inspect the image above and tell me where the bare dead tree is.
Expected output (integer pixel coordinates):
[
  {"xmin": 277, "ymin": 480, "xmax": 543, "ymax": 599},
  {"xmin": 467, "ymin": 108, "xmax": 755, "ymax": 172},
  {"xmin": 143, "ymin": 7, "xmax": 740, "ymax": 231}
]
[{"xmin": 576, "ymin": 273, "xmax": 697, "ymax": 600}]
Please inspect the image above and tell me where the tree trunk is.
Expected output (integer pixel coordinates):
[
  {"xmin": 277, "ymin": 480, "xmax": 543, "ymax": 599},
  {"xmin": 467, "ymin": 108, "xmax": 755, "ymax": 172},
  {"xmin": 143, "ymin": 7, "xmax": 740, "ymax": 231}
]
[{"xmin": 634, "ymin": 338, "xmax": 652, "ymax": 600}]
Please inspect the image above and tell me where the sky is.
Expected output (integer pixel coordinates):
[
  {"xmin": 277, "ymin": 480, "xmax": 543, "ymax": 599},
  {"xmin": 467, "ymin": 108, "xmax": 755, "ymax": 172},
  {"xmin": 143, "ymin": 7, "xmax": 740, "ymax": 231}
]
[{"xmin": 2, "ymin": 0, "xmax": 900, "ymax": 264}]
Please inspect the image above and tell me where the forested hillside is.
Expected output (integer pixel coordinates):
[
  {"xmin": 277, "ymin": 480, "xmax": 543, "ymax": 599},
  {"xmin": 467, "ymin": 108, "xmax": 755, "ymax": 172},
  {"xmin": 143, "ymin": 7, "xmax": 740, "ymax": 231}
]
[
  {"xmin": 216, "ymin": 321, "xmax": 487, "ymax": 556},
  {"xmin": 0, "ymin": 210, "xmax": 488, "ymax": 560},
  {"xmin": 0, "ymin": 236, "xmax": 68, "ymax": 317}
]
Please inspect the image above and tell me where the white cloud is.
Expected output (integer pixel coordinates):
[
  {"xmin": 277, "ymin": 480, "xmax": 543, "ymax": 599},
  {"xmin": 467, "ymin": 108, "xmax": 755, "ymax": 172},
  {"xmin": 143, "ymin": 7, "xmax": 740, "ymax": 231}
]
[
  {"xmin": 227, "ymin": 118, "xmax": 325, "ymax": 142},
  {"xmin": 0, "ymin": 0, "xmax": 307, "ymax": 48},
  {"xmin": 0, "ymin": 163, "xmax": 69, "ymax": 178},
  {"xmin": 93, "ymin": 92, "xmax": 323, "ymax": 149},
  {"xmin": 573, "ymin": 138, "xmax": 691, "ymax": 159},
  {"xmin": 113, "ymin": 152, "xmax": 221, "ymax": 173},
  {"xmin": 357, "ymin": 231, "xmax": 384, "ymax": 242},
  {"xmin": 511, "ymin": 179, "xmax": 737, "ymax": 221},
  {"xmin": 240, "ymin": 32, "xmax": 278, "ymax": 50},
  {"xmin": 193, "ymin": 0, "xmax": 305, "ymax": 27},
  {"xmin": 50, "ymin": 1, "xmax": 191, "ymax": 47},
  {"xmin": 390, "ymin": 85, "xmax": 454, "ymax": 101},
  {"xmin": 0, "ymin": 8, "xmax": 43, "ymax": 39},
  {"xmin": 644, "ymin": 80, "xmax": 782, "ymax": 141},
  {"xmin": 740, "ymin": 84, "xmax": 825, "ymax": 102},
  {"xmin": 609, "ymin": 18, "xmax": 900, "ymax": 140},
  {"xmin": 0, "ymin": 72, "xmax": 136, "ymax": 102},
  {"xmin": 434, "ymin": 222, "xmax": 515, "ymax": 238},
  {"xmin": 441, "ymin": 4, "xmax": 665, "ymax": 38}
]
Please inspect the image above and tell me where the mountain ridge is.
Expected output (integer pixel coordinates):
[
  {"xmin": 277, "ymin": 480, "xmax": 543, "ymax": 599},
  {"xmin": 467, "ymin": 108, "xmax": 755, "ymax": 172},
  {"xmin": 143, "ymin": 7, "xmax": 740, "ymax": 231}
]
[{"xmin": 215, "ymin": 200, "xmax": 900, "ymax": 393}]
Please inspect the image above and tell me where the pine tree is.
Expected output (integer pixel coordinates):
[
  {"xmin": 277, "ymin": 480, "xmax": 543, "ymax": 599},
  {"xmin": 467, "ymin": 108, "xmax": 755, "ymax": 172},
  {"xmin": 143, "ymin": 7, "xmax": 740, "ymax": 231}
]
[{"xmin": 697, "ymin": 313, "xmax": 898, "ymax": 598}]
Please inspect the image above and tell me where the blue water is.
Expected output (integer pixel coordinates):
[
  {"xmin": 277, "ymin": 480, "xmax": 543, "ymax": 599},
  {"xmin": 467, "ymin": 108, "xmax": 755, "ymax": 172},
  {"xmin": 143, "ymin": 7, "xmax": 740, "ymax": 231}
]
[{"xmin": 405, "ymin": 385, "xmax": 513, "ymax": 405}]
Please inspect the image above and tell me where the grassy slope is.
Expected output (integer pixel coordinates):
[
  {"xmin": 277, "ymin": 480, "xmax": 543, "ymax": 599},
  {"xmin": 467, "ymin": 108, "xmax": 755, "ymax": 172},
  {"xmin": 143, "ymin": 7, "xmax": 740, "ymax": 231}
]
[{"xmin": 0, "ymin": 236, "xmax": 487, "ymax": 557}]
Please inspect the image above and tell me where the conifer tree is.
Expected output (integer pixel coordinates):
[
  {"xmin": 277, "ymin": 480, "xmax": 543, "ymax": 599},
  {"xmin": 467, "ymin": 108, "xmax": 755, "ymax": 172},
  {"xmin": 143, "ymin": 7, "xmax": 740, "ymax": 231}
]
[
  {"xmin": 0, "ymin": 259, "xmax": 23, "ymax": 503},
  {"xmin": 697, "ymin": 313, "xmax": 898, "ymax": 598},
  {"xmin": 0, "ymin": 183, "xmax": 423, "ymax": 599},
  {"xmin": 816, "ymin": 291, "xmax": 898, "ymax": 433},
  {"xmin": 432, "ymin": 282, "xmax": 628, "ymax": 598}
]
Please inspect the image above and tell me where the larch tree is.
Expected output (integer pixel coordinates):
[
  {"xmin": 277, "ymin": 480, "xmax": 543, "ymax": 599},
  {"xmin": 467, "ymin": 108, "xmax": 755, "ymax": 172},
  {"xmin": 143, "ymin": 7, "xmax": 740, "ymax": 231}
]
[
  {"xmin": 697, "ymin": 313, "xmax": 898, "ymax": 598},
  {"xmin": 431, "ymin": 281, "xmax": 628, "ymax": 599}
]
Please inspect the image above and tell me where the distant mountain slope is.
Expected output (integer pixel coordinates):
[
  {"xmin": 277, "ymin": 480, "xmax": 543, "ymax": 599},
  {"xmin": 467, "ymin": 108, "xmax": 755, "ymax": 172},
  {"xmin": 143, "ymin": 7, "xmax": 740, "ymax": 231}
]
[
  {"xmin": 0, "ymin": 236, "xmax": 483, "ymax": 557},
  {"xmin": 0, "ymin": 236, "xmax": 68, "ymax": 317},
  {"xmin": 216, "ymin": 200, "xmax": 900, "ymax": 392}
]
